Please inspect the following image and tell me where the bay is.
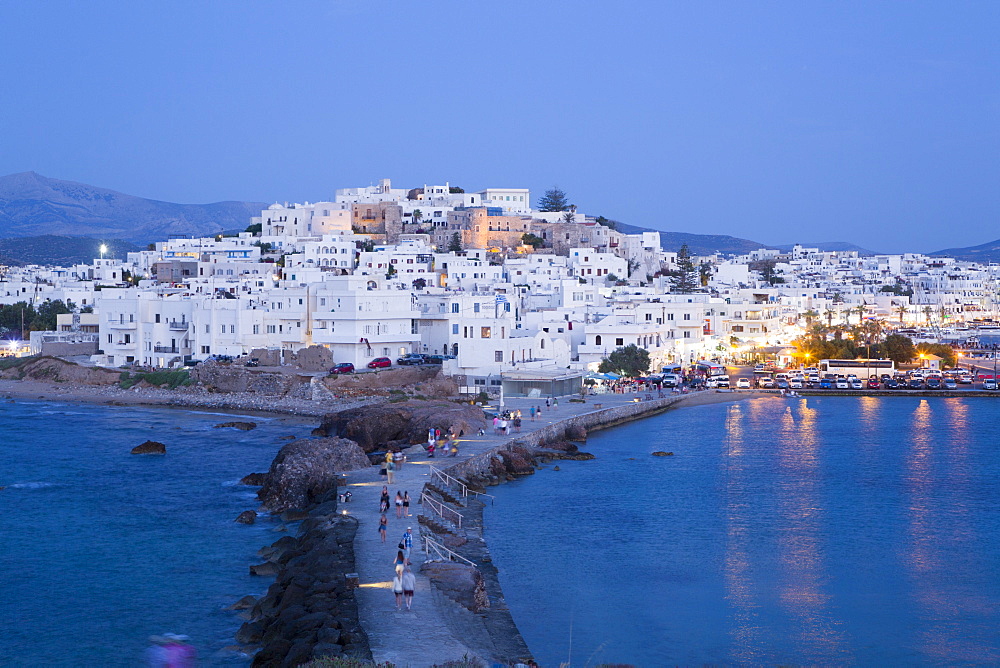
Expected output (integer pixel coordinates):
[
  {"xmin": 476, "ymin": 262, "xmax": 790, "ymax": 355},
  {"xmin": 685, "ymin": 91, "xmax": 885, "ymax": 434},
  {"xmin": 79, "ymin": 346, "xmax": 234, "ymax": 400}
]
[
  {"xmin": 0, "ymin": 399, "xmax": 307, "ymax": 667},
  {"xmin": 485, "ymin": 396, "xmax": 1000, "ymax": 666}
]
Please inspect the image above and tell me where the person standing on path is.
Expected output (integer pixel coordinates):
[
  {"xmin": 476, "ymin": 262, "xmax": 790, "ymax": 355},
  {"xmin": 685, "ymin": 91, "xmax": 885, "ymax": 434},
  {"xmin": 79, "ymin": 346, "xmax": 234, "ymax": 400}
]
[
  {"xmin": 378, "ymin": 514, "xmax": 388, "ymax": 544},
  {"xmin": 393, "ymin": 549, "xmax": 408, "ymax": 577},
  {"xmin": 386, "ymin": 458, "xmax": 395, "ymax": 484},
  {"xmin": 514, "ymin": 416, "xmax": 521, "ymax": 433},
  {"xmin": 545, "ymin": 397, "xmax": 550, "ymax": 408},
  {"xmin": 403, "ymin": 490, "xmax": 411, "ymax": 517},
  {"xmin": 536, "ymin": 405, "xmax": 542, "ymax": 420},
  {"xmin": 401, "ymin": 567, "xmax": 416, "ymax": 610},
  {"xmin": 553, "ymin": 396, "xmax": 558, "ymax": 409},
  {"xmin": 395, "ymin": 491, "xmax": 404, "ymax": 518},
  {"xmin": 392, "ymin": 571, "xmax": 404, "ymax": 610},
  {"xmin": 529, "ymin": 405, "xmax": 536, "ymax": 421},
  {"xmin": 380, "ymin": 486, "xmax": 390, "ymax": 514},
  {"xmin": 401, "ymin": 527, "xmax": 413, "ymax": 559}
]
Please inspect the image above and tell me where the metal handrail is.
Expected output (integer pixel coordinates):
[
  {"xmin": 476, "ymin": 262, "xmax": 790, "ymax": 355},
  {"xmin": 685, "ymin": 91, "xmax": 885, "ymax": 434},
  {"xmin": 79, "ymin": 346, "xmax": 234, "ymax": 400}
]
[
  {"xmin": 423, "ymin": 535, "xmax": 475, "ymax": 567},
  {"xmin": 428, "ymin": 465, "xmax": 496, "ymax": 503},
  {"xmin": 420, "ymin": 492, "xmax": 463, "ymax": 529}
]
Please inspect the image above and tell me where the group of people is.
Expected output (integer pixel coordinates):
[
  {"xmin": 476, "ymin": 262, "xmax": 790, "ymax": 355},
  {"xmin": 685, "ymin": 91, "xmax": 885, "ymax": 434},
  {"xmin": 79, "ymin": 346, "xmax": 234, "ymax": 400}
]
[
  {"xmin": 492, "ymin": 411, "xmax": 523, "ymax": 435},
  {"xmin": 426, "ymin": 427, "xmax": 459, "ymax": 457},
  {"xmin": 379, "ymin": 485, "xmax": 417, "ymax": 610},
  {"xmin": 380, "ymin": 450, "xmax": 406, "ymax": 483}
]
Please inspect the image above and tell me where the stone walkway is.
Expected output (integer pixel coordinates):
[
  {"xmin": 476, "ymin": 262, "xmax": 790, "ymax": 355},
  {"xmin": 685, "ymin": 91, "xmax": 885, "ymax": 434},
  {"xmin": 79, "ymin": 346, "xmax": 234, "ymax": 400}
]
[{"xmin": 343, "ymin": 391, "xmax": 673, "ymax": 667}]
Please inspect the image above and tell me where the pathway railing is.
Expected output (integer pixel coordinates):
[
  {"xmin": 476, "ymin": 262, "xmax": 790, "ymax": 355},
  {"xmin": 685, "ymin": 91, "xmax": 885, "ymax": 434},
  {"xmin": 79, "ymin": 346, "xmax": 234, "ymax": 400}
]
[
  {"xmin": 428, "ymin": 465, "xmax": 496, "ymax": 504},
  {"xmin": 423, "ymin": 535, "xmax": 476, "ymax": 567},
  {"xmin": 420, "ymin": 491, "xmax": 464, "ymax": 529}
]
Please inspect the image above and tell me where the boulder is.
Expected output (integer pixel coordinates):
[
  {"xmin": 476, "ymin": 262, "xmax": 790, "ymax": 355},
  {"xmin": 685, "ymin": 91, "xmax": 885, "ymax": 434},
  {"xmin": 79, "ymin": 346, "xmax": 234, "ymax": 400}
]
[
  {"xmin": 565, "ymin": 424, "xmax": 588, "ymax": 441},
  {"xmin": 257, "ymin": 438, "xmax": 369, "ymax": 513},
  {"xmin": 240, "ymin": 472, "xmax": 268, "ymax": 486},
  {"xmin": 250, "ymin": 562, "xmax": 279, "ymax": 576},
  {"xmin": 131, "ymin": 440, "xmax": 166, "ymax": 455},
  {"xmin": 316, "ymin": 401, "xmax": 486, "ymax": 452},
  {"xmin": 652, "ymin": 451, "xmax": 674, "ymax": 457},
  {"xmin": 215, "ymin": 421, "xmax": 257, "ymax": 431},
  {"xmin": 236, "ymin": 510, "xmax": 257, "ymax": 525},
  {"xmin": 227, "ymin": 595, "xmax": 258, "ymax": 611},
  {"xmin": 421, "ymin": 562, "xmax": 489, "ymax": 612}
]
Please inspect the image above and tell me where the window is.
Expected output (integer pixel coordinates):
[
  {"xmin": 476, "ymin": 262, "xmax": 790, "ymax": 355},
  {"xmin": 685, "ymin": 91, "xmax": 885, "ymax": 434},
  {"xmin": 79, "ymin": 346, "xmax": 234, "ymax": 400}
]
[
  {"xmin": 230, "ymin": 325, "xmax": 235, "ymax": 334},
  {"xmin": 155, "ymin": 314, "xmax": 161, "ymax": 323},
  {"xmin": 451, "ymin": 303, "xmax": 459, "ymax": 313},
  {"xmin": 474, "ymin": 303, "xmax": 480, "ymax": 313},
  {"xmin": 683, "ymin": 331, "xmax": 691, "ymax": 338},
  {"xmin": 452, "ymin": 324, "xmax": 459, "ymax": 335},
  {"xmin": 253, "ymin": 325, "xmax": 260, "ymax": 335},
  {"xmin": 205, "ymin": 325, "xmax": 210, "ymax": 334},
  {"xmin": 595, "ymin": 335, "xmax": 602, "ymax": 345},
  {"xmin": 616, "ymin": 338, "xmax": 624, "ymax": 346},
  {"xmin": 481, "ymin": 327, "xmax": 491, "ymax": 338},
  {"xmin": 645, "ymin": 313, "xmax": 652, "ymax": 321},
  {"xmin": 683, "ymin": 313, "xmax": 691, "ymax": 321},
  {"xmin": 495, "ymin": 351, "xmax": 503, "ymax": 362},
  {"xmin": 201, "ymin": 346, "xmax": 210, "ymax": 354},
  {"xmin": 667, "ymin": 313, "xmax": 674, "ymax": 320}
]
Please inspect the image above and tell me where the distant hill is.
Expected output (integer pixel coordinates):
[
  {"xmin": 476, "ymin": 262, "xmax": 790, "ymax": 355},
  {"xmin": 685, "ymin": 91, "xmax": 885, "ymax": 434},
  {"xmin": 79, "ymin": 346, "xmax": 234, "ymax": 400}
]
[
  {"xmin": 0, "ymin": 235, "xmax": 142, "ymax": 266},
  {"xmin": 770, "ymin": 241, "xmax": 880, "ymax": 255},
  {"xmin": 0, "ymin": 172, "xmax": 265, "ymax": 243},
  {"xmin": 930, "ymin": 238, "xmax": 1000, "ymax": 263},
  {"xmin": 611, "ymin": 221, "xmax": 768, "ymax": 256}
]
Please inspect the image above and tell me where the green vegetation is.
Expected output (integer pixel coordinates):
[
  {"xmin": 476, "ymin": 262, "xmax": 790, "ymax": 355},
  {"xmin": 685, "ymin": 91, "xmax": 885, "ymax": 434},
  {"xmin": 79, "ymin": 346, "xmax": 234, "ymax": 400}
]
[
  {"xmin": 119, "ymin": 369, "xmax": 192, "ymax": 390},
  {"xmin": 594, "ymin": 215, "xmax": 617, "ymax": 230},
  {"xmin": 537, "ymin": 187, "xmax": 570, "ymax": 212},
  {"xmin": 0, "ymin": 299, "xmax": 76, "ymax": 338},
  {"xmin": 748, "ymin": 258, "xmax": 785, "ymax": 285},
  {"xmin": 598, "ymin": 344, "xmax": 651, "ymax": 377},
  {"xmin": 793, "ymin": 328, "xmax": 956, "ymax": 368},
  {"xmin": 245, "ymin": 222, "xmax": 262, "ymax": 235},
  {"xmin": 448, "ymin": 186, "xmax": 465, "ymax": 193},
  {"xmin": 0, "ymin": 356, "xmax": 32, "ymax": 371},
  {"xmin": 668, "ymin": 244, "xmax": 700, "ymax": 293},
  {"xmin": 448, "ymin": 233, "xmax": 463, "ymax": 253},
  {"xmin": 521, "ymin": 232, "xmax": 544, "ymax": 249}
]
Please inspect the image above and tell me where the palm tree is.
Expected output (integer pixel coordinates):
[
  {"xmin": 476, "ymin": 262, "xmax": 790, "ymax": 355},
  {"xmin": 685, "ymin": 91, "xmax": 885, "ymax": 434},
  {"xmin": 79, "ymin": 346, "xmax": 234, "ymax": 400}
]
[
  {"xmin": 412, "ymin": 209, "xmax": 423, "ymax": 227},
  {"xmin": 923, "ymin": 305, "xmax": 933, "ymax": 325},
  {"xmin": 824, "ymin": 309, "xmax": 835, "ymax": 328},
  {"xmin": 855, "ymin": 303, "xmax": 868, "ymax": 325},
  {"xmin": 801, "ymin": 309, "xmax": 819, "ymax": 329},
  {"xmin": 895, "ymin": 302, "xmax": 908, "ymax": 326}
]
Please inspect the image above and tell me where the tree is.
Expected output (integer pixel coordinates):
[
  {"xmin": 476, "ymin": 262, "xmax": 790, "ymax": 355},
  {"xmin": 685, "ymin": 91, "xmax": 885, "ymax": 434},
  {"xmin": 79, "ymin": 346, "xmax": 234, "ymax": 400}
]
[
  {"xmin": 597, "ymin": 344, "xmax": 651, "ymax": 377},
  {"xmin": 412, "ymin": 209, "xmax": 423, "ymax": 226},
  {"xmin": 749, "ymin": 259, "xmax": 784, "ymax": 285},
  {"xmin": 669, "ymin": 244, "xmax": 699, "ymax": 293},
  {"xmin": 561, "ymin": 204, "xmax": 577, "ymax": 224},
  {"xmin": 412, "ymin": 278, "xmax": 427, "ymax": 290},
  {"xmin": 245, "ymin": 222, "xmax": 262, "ymax": 235},
  {"xmin": 521, "ymin": 233, "xmax": 544, "ymax": 249},
  {"xmin": 882, "ymin": 334, "xmax": 917, "ymax": 364},
  {"xmin": 448, "ymin": 186, "xmax": 464, "ymax": 193},
  {"xmin": 699, "ymin": 261, "xmax": 713, "ymax": 287},
  {"xmin": 537, "ymin": 187, "xmax": 570, "ymax": 212},
  {"xmin": 448, "ymin": 233, "xmax": 463, "ymax": 253},
  {"xmin": 594, "ymin": 215, "xmax": 617, "ymax": 230},
  {"xmin": 29, "ymin": 299, "xmax": 73, "ymax": 331},
  {"xmin": 916, "ymin": 342, "xmax": 957, "ymax": 368}
]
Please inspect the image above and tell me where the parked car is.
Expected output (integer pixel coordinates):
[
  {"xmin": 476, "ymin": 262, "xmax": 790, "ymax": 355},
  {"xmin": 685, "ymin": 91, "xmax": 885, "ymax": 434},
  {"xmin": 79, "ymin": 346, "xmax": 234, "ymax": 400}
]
[
  {"xmin": 760, "ymin": 377, "xmax": 775, "ymax": 389},
  {"xmin": 867, "ymin": 378, "xmax": 880, "ymax": 389},
  {"xmin": 850, "ymin": 379, "xmax": 863, "ymax": 390},
  {"xmin": 776, "ymin": 378, "xmax": 790, "ymax": 390},
  {"xmin": 835, "ymin": 379, "xmax": 849, "ymax": 389},
  {"xmin": 736, "ymin": 377, "xmax": 751, "ymax": 389},
  {"xmin": 367, "ymin": 357, "xmax": 392, "ymax": 369},
  {"xmin": 984, "ymin": 378, "xmax": 999, "ymax": 390},
  {"xmin": 959, "ymin": 374, "xmax": 974, "ymax": 384},
  {"xmin": 244, "ymin": 358, "xmax": 260, "ymax": 367},
  {"xmin": 819, "ymin": 378, "xmax": 834, "ymax": 389},
  {"xmin": 884, "ymin": 378, "xmax": 899, "ymax": 389},
  {"xmin": 329, "ymin": 362, "xmax": 355, "ymax": 375},
  {"xmin": 943, "ymin": 377, "xmax": 958, "ymax": 390},
  {"xmin": 424, "ymin": 355, "xmax": 447, "ymax": 365},
  {"xmin": 789, "ymin": 378, "xmax": 803, "ymax": 389},
  {"xmin": 925, "ymin": 377, "xmax": 942, "ymax": 389},
  {"xmin": 396, "ymin": 353, "xmax": 426, "ymax": 366},
  {"xmin": 908, "ymin": 378, "xmax": 924, "ymax": 389}
]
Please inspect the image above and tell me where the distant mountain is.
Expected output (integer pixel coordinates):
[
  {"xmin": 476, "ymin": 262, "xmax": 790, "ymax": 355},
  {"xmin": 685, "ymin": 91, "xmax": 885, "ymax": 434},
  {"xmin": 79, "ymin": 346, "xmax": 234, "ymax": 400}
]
[
  {"xmin": 770, "ymin": 241, "xmax": 880, "ymax": 255},
  {"xmin": 0, "ymin": 172, "xmax": 265, "ymax": 243},
  {"xmin": 611, "ymin": 221, "xmax": 768, "ymax": 256},
  {"xmin": 930, "ymin": 238, "xmax": 1000, "ymax": 263},
  {"xmin": 0, "ymin": 235, "xmax": 142, "ymax": 266}
]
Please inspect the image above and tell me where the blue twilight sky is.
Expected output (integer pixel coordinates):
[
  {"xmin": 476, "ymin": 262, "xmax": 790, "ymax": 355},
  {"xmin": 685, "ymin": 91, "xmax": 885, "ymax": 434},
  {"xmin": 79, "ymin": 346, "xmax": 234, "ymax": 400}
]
[{"xmin": 2, "ymin": 1, "xmax": 998, "ymax": 254}]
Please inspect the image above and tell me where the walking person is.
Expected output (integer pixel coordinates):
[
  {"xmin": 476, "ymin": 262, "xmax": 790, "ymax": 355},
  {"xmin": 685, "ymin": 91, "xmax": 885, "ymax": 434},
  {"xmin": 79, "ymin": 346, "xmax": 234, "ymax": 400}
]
[
  {"xmin": 395, "ymin": 491, "xmax": 404, "ymax": 519},
  {"xmin": 392, "ymin": 571, "xmax": 404, "ymax": 610},
  {"xmin": 545, "ymin": 397, "xmax": 550, "ymax": 408},
  {"xmin": 386, "ymin": 457, "xmax": 395, "ymax": 484},
  {"xmin": 529, "ymin": 405, "xmax": 536, "ymax": 421},
  {"xmin": 378, "ymin": 514, "xmax": 388, "ymax": 544},
  {"xmin": 393, "ymin": 549, "xmax": 408, "ymax": 577},
  {"xmin": 553, "ymin": 396, "xmax": 558, "ymax": 409},
  {"xmin": 536, "ymin": 405, "xmax": 542, "ymax": 420},
  {"xmin": 380, "ymin": 486, "xmax": 390, "ymax": 514},
  {"xmin": 403, "ymin": 490, "xmax": 411, "ymax": 517},
  {"xmin": 402, "ymin": 566, "xmax": 416, "ymax": 611},
  {"xmin": 401, "ymin": 527, "xmax": 413, "ymax": 559},
  {"xmin": 514, "ymin": 416, "xmax": 521, "ymax": 433}
]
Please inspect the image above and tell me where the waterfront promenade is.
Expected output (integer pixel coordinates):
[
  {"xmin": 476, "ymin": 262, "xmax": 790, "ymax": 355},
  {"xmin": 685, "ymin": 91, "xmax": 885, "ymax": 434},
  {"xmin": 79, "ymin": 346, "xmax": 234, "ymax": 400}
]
[{"xmin": 342, "ymin": 390, "xmax": 739, "ymax": 666}]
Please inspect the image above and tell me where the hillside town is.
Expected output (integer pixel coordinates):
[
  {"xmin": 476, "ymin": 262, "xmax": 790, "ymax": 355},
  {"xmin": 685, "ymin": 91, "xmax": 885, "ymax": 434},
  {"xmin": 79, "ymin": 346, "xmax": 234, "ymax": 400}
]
[{"xmin": 1, "ymin": 179, "xmax": 998, "ymax": 393}]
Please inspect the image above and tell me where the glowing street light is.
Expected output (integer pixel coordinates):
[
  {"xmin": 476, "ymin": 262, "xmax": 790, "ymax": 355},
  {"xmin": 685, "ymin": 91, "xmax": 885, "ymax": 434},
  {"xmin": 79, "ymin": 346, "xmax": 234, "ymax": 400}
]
[{"xmin": 99, "ymin": 243, "xmax": 108, "ymax": 260}]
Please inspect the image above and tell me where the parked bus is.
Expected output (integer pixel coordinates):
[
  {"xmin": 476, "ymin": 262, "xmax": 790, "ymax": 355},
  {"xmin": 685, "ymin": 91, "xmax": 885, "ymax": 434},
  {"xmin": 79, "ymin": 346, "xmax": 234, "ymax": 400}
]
[
  {"xmin": 694, "ymin": 361, "xmax": 727, "ymax": 377},
  {"xmin": 819, "ymin": 358, "xmax": 895, "ymax": 379}
]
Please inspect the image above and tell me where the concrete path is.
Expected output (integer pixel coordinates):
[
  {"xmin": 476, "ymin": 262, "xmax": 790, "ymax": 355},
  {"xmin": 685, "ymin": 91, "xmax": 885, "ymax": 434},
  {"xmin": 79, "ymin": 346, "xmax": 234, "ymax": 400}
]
[{"xmin": 343, "ymin": 390, "xmax": 675, "ymax": 667}]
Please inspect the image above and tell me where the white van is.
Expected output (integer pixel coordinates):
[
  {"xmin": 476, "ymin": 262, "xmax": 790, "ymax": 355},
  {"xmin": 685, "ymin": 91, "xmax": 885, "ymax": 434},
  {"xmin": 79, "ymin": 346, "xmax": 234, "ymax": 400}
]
[
  {"xmin": 661, "ymin": 373, "xmax": 681, "ymax": 388},
  {"xmin": 707, "ymin": 376, "xmax": 731, "ymax": 389}
]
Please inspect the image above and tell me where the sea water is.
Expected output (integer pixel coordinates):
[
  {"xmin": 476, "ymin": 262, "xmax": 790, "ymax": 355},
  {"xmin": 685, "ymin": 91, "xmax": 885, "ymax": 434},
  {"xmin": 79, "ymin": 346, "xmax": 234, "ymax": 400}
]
[
  {"xmin": 485, "ymin": 396, "xmax": 1000, "ymax": 666},
  {"xmin": 0, "ymin": 399, "xmax": 310, "ymax": 666}
]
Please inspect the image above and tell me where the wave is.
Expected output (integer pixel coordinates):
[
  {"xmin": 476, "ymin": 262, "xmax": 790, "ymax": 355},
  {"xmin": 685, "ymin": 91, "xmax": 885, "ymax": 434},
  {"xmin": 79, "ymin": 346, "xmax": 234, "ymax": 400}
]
[{"xmin": 6, "ymin": 482, "xmax": 57, "ymax": 489}]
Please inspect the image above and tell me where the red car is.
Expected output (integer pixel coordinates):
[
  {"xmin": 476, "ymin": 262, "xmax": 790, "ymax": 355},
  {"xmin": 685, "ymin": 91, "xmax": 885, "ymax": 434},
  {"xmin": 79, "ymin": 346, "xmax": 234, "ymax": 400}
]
[
  {"xmin": 367, "ymin": 357, "xmax": 392, "ymax": 369},
  {"xmin": 866, "ymin": 378, "xmax": 880, "ymax": 389},
  {"xmin": 329, "ymin": 362, "xmax": 355, "ymax": 375}
]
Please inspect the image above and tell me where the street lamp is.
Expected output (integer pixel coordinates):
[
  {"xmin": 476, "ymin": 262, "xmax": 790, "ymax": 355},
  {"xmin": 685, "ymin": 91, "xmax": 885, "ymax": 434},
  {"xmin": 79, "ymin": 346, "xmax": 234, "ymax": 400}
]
[{"xmin": 99, "ymin": 244, "xmax": 108, "ymax": 260}]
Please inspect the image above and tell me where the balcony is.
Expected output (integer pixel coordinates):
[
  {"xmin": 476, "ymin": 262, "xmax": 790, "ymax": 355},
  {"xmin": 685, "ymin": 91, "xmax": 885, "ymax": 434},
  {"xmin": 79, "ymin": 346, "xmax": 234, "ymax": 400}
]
[
  {"xmin": 168, "ymin": 321, "xmax": 189, "ymax": 330},
  {"xmin": 107, "ymin": 321, "xmax": 137, "ymax": 330},
  {"xmin": 153, "ymin": 346, "xmax": 179, "ymax": 354}
]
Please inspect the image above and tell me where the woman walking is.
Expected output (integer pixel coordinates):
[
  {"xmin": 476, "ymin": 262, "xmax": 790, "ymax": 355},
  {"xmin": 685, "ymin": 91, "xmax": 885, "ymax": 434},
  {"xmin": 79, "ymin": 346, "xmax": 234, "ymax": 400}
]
[
  {"xmin": 401, "ymin": 567, "xmax": 416, "ymax": 611},
  {"xmin": 393, "ymin": 549, "xmax": 408, "ymax": 577},
  {"xmin": 403, "ymin": 491, "xmax": 411, "ymax": 517},
  {"xmin": 395, "ymin": 491, "xmax": 404, "ymax": 519},
  {"xmin": 392, "ymin": 571, "xmax": 404, "ymax": 610},
  {"xmin": 386, "ymin": 458, "xmax": 395, "ymax": 484},
  {"xmin": 380, "ymin": 486, "xmax": 390, "ymax": 514},
  {"xmin": 378, "ymin": 514, "xmax": 388, "ymax": 544}
]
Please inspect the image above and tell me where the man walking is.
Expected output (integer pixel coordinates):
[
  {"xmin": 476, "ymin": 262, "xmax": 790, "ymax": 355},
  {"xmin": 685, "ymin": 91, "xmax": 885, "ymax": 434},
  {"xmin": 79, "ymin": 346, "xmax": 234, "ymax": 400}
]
[
  {"xmin": 401, "ymin": 527, "xmax": 413, "ymax": 559},
  {"xmin": 401, "ymin": 566, "xmax": 416, "ymax": 610}
]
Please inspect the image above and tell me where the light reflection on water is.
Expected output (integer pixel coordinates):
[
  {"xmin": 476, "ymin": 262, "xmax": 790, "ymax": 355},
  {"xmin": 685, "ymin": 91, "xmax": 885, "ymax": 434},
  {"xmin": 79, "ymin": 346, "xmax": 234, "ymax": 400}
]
[{"xmin": 485, "ymin": 396, "xmax": 1000, "ymax": 666}]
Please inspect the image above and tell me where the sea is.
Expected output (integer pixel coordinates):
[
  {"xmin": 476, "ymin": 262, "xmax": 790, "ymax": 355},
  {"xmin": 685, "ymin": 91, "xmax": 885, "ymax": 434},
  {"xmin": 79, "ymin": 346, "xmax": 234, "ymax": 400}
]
[
  {"xmin": 0, "ymin": 398, "xmax": 310, "ymax": 667},
  {"xmin": 485, "ymin": 395, "xmax": 1000, "ymax": 667}
]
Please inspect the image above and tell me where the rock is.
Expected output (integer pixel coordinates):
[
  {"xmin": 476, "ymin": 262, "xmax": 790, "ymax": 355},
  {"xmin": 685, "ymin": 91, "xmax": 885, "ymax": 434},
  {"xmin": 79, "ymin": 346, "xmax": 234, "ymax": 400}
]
[
  {"xmin": 130, "ymin": 440, "xmax": 166, "ymax": 455},
  {"xmin": 498, "ymin": 446, "xmax": 536, "ymax": 476},
  {"xmin": 227, "ymin": 595, "xmax": 258, "ymax": 610},
  {"xmin": 235, "ymin": 619, "xmax": 265, "ymax": 644},
  {"xmin": 250, "ymin": 562, "xmax": 279, "ymax": 576},
  {"xmin": 316, "ymin": 401, "xmax": 487, "ymax": 452},
  {"xmin": 443, "ymin": 534, "xmax": 468, "ymax": 549},
  {"xmin": 652, "ymin": 451, "xmax": 674, "ymax": 456},
  {"xmin": 553, "ymin": 465, "xmax": 560, "ymax": 471},
  {"xmin": 257, "ymin": 438, "xmax": 369, "ymax": 513},
  {"xmin": 565, "ymin": 424, "xmax": 587, "ymax": 441},
  {"xmin": 215, "ymin": 421, "xmax": 257, "ymax": 431},
  {"xmin": 280, "ymin": 509, "xmax": 309, "ymax": 522},
  {"xmin": 239, "ymin": 472, "xmax": 268, "ymax": 486},
  {"xmin": 236, "ymin": 510, "xmax": 257, "ymax": 525},
  {"xmin": 421, "ymin": 562, "xmax": 489, "ymax": 612}
]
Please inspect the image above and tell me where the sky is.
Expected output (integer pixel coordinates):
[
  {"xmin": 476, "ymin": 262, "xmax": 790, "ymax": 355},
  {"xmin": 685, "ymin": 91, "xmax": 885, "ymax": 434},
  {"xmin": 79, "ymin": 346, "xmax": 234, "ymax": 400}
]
[{"xmin": 2, "ymin": 1, "xmax": 998, "ymax": 254}]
